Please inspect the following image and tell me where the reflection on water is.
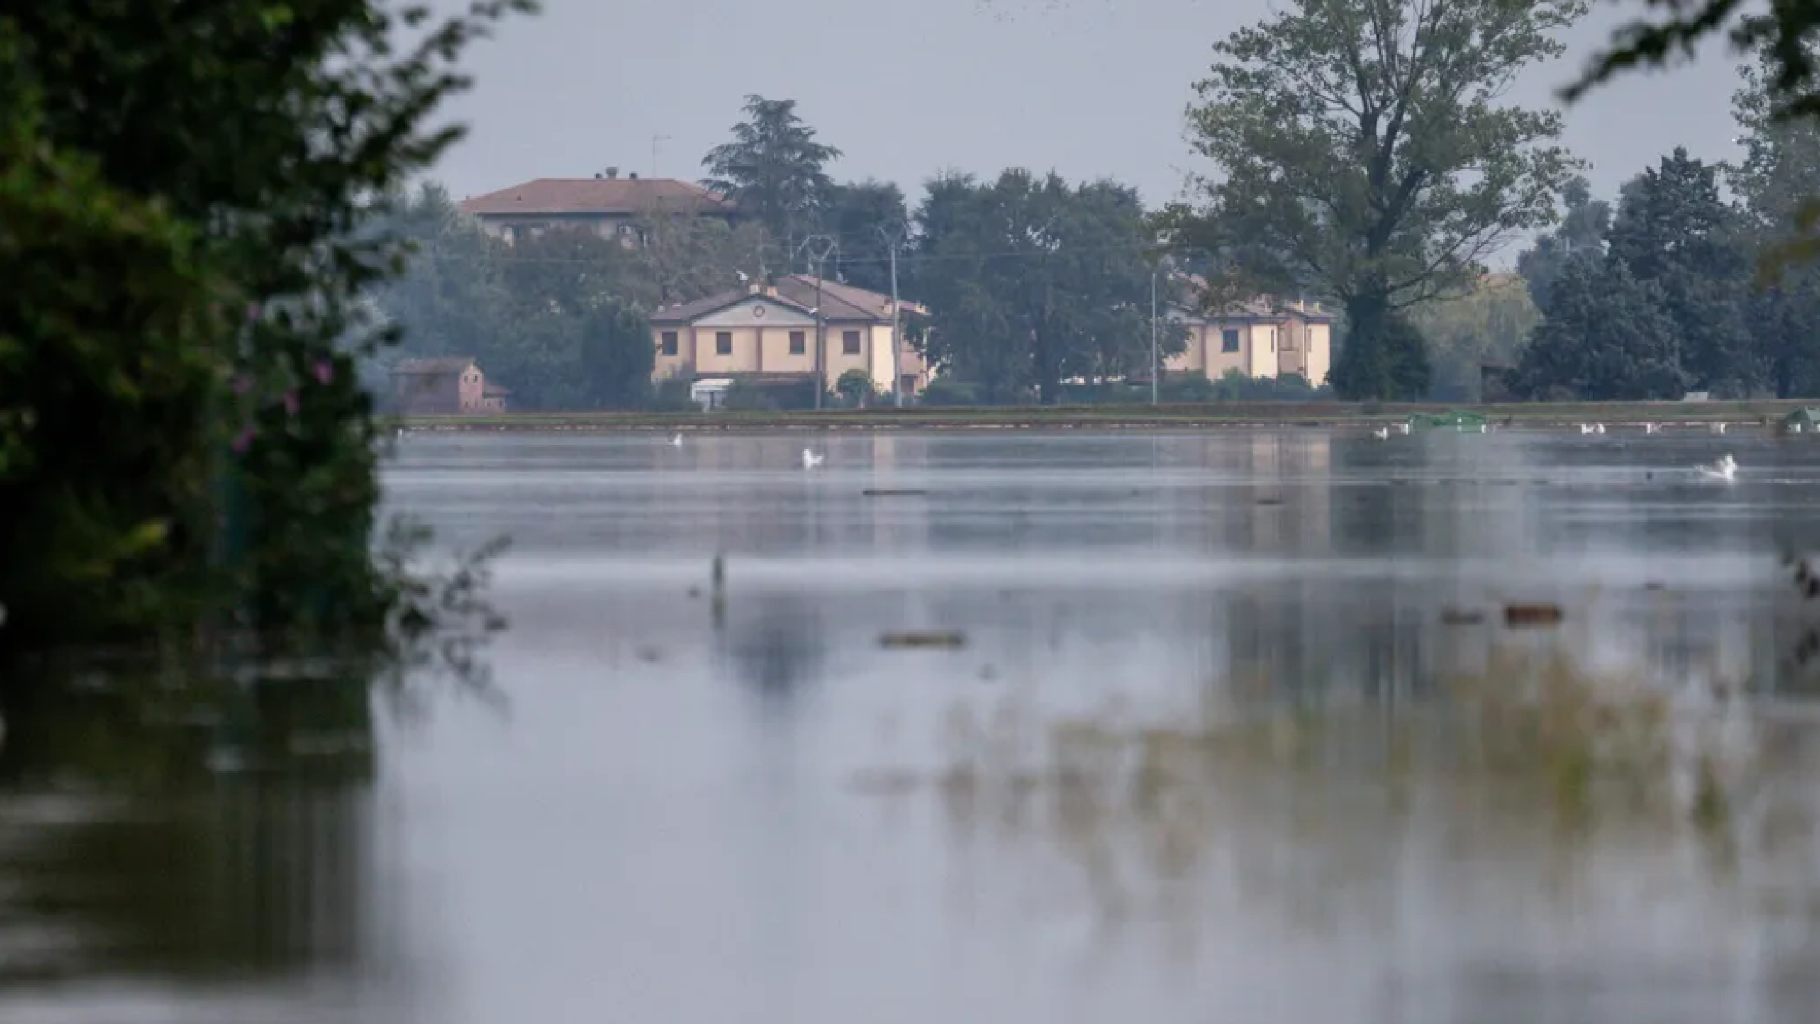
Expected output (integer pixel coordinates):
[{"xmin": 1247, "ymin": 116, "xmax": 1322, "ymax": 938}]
[{"xmin": 8, "ymin": 428, "xmax": 1820, "ymax": 1022}]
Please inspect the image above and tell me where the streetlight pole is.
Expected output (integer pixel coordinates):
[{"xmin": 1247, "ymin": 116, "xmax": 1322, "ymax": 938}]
[{"xmin": 878, "ymin": 224, "xmax": 905, "ymax": 406}]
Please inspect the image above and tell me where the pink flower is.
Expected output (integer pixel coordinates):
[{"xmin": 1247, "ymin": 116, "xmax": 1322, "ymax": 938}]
[
  {"xmin": 283, "ymin": 391, "xmax": 299, "ymax": 415},
  {"xmin": 313, "ymin": 360, "xmax": 334, "ymax": 385},
  {"xmin": 231, "ymin": 427, "xmax": 256, "ymax": 453},
  {"xmin": 231, "ymin": 375, "xmax": 253, "ymax": 395}
]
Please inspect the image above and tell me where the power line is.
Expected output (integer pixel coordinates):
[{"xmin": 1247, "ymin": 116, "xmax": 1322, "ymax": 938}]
[{"xmin": 401, "ymin": 240, "xmax": 1182, "ymax": 268}]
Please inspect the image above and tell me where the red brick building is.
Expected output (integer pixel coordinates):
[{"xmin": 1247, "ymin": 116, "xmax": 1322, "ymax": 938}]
[{"xmin": 390, "ymin": 357, "xmax": 490, "ymax": 414}]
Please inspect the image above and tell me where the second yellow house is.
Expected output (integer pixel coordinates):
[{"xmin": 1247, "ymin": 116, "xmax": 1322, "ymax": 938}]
[
  {"xmin": 650, "ymin": 274, "xmax": 928, "ymax": 396},
  {"xmin": 1165, "ymin": 292, "xmax": 1335, "ymax": 386}
]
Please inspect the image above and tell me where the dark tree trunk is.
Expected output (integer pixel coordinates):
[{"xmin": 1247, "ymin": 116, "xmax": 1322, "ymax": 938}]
[{"xmin": 1331, "ymin": 290, "xmax": 1431, "ymax": 401}]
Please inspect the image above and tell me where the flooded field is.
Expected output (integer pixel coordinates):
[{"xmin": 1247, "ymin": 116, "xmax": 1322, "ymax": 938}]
[{"xmin": 7, "ymin": 427, "xmax": 1820, "ymax": 1023}]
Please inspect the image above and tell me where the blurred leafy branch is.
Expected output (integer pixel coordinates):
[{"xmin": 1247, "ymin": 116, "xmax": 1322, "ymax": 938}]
[
  {"xmin": 0, "ymin": 1, "xmax": 534, "ymax": 678},
  {"xmin": 1570, "ymin": 6, "xmax": 1820, "ymax": 268}
]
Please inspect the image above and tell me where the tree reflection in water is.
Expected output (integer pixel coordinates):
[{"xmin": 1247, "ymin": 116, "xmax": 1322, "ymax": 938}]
[{"xmin": 0, "ymin": 662, "xmax": 380, "ymax": 987}]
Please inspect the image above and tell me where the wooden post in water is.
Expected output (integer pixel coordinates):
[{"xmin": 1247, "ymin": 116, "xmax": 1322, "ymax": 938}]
[{"xmin": 710, "ymin": 553, "xmax": 726, "ymax": 629}]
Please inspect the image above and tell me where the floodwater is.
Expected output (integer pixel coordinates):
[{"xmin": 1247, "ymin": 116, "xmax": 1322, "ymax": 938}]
[{"xmin": 7, "ymin": 427, "xmax": 1820, "ymax": 1023}]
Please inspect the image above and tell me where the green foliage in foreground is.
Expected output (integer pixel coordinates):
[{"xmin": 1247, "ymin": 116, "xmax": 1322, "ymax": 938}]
[{"xmin": 0, "ymin": 2, "xmax": 530, "ymax": 669}]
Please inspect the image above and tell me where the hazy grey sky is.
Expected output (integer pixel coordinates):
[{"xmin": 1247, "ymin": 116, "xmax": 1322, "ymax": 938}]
[{"xmin": 434, "ymin": 0, "xmax": 1746, "ymax": 218}]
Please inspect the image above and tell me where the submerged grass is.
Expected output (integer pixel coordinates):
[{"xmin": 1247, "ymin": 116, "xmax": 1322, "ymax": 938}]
[
  {"xmin": 878, "ymin": 560, "xmax": 1820, "ymax": 924},
  {"xmin": 852, "ymin": 626, "xmax": 1820, "ymax": 933}
]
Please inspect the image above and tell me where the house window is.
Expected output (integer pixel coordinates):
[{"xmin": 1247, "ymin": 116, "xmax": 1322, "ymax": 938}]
[
  {"xmin": 842, "ymin": 330, "xmax": 861, "ymax": 355},
  {"xmin": 789, "ymin": 330, "xmax": 805, "ymax": 355},
  {"xmin": 716, "ymin": 331, "xmax": 732, "ymax": 355},
  {"xmin": 661, "ymin": 331, "xmax": 678, "ymax": 356},
  {"xmin": 1221, "ymin": 328, "xmax": 1241, "ymax": 353}
]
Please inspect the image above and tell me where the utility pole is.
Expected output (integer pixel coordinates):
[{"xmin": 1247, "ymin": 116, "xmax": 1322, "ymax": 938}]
[
  {"xmin": 1149, "ymin": 252, "xmax": 1173, "ymax": 406},
  {"xmin": 878, "ymin": 224, "xmax": 906, "ymax": 406},
  {"xmin": 1150, "ymin": 263, "xmax": 1160, "ymax": 405},
  {"xmin": 801, "ymin": 234, "xmax": 837, "ymax": 409},
  {"xmin": 650, "ymin": 134, "xmax": 671, "ymax": 177}
]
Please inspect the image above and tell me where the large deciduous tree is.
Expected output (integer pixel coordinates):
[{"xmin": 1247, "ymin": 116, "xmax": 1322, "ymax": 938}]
[
  {"xmin": 914, "ymin": 170, "xmax": 1173, "ymax": 403},
  {"xmin": 1169, "ymin": 0, "xmax": 1585, "ymax": 399},
  {"xmin": 702, "ymin": 95, "xmax": 840, "ymax": 256}
]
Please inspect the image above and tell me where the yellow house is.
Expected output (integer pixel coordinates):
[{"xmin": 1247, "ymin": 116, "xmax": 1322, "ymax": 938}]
[
  {"xmin": 1165, "ymin": 292, "xmax": 1335, "ymax": 386},
  {"xmin": 649, "ymin": 275, "xmax": 929, "ymax": 396}
]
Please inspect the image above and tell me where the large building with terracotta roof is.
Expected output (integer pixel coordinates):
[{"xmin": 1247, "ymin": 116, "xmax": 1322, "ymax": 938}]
[{"xmin": 457, "ymin": 170, "xmax": 736, "ymax": 245}]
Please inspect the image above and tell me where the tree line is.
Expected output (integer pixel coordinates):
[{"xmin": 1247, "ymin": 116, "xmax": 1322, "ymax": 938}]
[
  {"xmin": 1508, "ymin": 45, "xmax": 1820, "ymax": 400},
  {"xmin": 376, "ymin": 94, "xmax": 1198, "ymax": 409},
  {"xmin": 380, "ymin": 4, "xmax": 1820, "ymax": 409}
]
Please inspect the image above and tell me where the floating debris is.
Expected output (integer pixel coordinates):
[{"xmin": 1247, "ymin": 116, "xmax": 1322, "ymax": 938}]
[
  {"xmin": 1439, "ymin": 608, "xmax": 1485, "ymax": 626},
  {"xmin": 1504, "ymin": 603, "xmax": 1564, "ymax": 628},
  {"xmin": 862, "ymin": 488, "xmax": 928, "ymax": 497},
  {"xmin": 879, "ymin": 630, "xmax": 967, "ymax": 649}
]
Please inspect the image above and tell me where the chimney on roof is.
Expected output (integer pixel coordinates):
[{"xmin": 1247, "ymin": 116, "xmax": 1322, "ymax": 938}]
[
  {"xmin": 604, "ymin": 166, "xmax": 618, "ymax": 178},
  {"xmin": 628, "ymin": 172, "xmax": 638, "ymax": 179}
]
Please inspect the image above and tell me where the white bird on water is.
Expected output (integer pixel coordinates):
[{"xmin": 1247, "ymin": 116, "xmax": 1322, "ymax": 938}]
[
  {"xmin": 1397, "ymin": 422, "xmax": 1411, "ymax": 434},
  {"xmin": 1372, "ymin": 427, "xmax": 1390, "ymax": 440},
  {"xmin": 670, "ymin": 433, "xmax": 683, "ymax": 446},
  {"xmin": 802, "ymin": 448, "xmax": 824, "ymax": 468},
  {"xmin": 1712, "ymin": 422, "xmax": 1727, "ymax": 434},
  {"xmin": 1644, "ymin": 422, "xmax": 1662, "ymax": 434},
  {"xmin": 1579, "ymin": 423, "xmax": 1605, "ymax": 434},
  {"xmin": 1698, "ymin": 453, "xmax": 1737, "ymax": 481}
]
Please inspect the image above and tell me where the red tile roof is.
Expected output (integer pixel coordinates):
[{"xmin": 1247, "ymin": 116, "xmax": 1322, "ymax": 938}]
[
  {"xmin": 1177, "ymin": 276, "xmax": 1334, "ymax": 322},
  {"xmin": 393, "ymin": 357, "xmax": 476, "ymax": 374},
  {"xmin": 458, "ymin": 178, "xmax": 734, "ymax": 217},
  {"xmin": 650, "ymin": 277, "xmax": 911, "ymax": 325}
]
